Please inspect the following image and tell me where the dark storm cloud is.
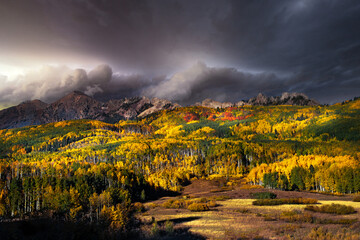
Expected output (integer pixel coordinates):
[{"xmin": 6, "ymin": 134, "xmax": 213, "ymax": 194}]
[
  {"xmin": 0, "ymin": 0, "xmax": 360, "ymax": 107},
  {"xmin": 94, "ymin": 73, "xmax": 161, "ymax": 101},
  {"xmin": 0, "ymin": 63, "xmax": 287, "ymax": 107},
  {"xmin": 142, "ymin": 62, "xmax": 287, "ymax": 105}
]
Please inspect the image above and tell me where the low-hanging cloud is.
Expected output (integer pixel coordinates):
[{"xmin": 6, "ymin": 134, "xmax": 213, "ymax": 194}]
[
  {"xmin": 142, "ymin": 62, "xmax": 288, "ymax": 105},
  {"xmin": 0, "ymin": 62, "xmax": 288, "ymax": 108},
  {"xmin": 0, "ymin": 64, "xmax": 112, "ymax": 108}
]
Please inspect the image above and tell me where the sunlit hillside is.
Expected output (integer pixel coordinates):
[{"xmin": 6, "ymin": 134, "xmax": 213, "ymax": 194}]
[{"xmin": 0, "ymin": 99, "xmax": 359, "ymax": 237}]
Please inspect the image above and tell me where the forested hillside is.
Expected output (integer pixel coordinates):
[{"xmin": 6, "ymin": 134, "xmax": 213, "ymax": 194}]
[{"xmin": 0, "ymin": 98, "xmax": 359, "ymax": 231}]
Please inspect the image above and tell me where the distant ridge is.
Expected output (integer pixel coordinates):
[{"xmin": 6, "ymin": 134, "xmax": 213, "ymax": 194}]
[
  {"xmin": 0, "ymin": 99, "xmax": 48, "ymax": 129},
  {"xmin": 195, "ymin": 92, "xmax": 319, "ymax": 108},
  {"xmin": 0, "ymin": 91, "xmax": 180, "ymax": 129},
  {"xmin": 247, "ymin": 92, "xmax": 319, "ymax": 106},
  {"xmin": 0, "ymin": 91, "xmax": 318, "ymax": 129}
]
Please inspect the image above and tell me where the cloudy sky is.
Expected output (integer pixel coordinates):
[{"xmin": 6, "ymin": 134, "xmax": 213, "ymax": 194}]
[{"xmin": 0, "ymin": 0, "xmax": 360, "ymax": 108}]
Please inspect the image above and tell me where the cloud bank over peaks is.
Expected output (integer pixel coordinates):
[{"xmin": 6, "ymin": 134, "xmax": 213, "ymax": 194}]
[
  {"xmin": 0, "ymin": 61, "xmax": 356, "ymax": 109},
  {"xmin": 142, "ymin": 62, "xmax": 287, "ymax": 105},
  {"xmin": 0, "ymin": 64, "xmax": 112, "ymax": 108},
  {"xmin": 0, "ymin": 62, "xmax": 287, "ymax": 108}
]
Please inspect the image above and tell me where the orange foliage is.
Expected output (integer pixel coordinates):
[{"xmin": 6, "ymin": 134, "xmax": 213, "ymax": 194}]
[{"xmin": 183, "ymin": 113, "xmax": 200, "ymax": 122}]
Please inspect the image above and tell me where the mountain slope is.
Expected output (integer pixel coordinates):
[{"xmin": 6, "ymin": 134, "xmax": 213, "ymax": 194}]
[
  {"xmin": 0, "ymin": 91, "xmax": 180, "ymax": 129},
  {"xmin": 0, "ymin": 91, "xmax": 322, "ymax": 129},
  {"xmin": 247, "ymin": 92, "xmax": 319, "ymax": 106},
  {"xmin": 195, "ymin": 92, "xmax": 319, "ymax": 108},
  {"xmin": 42, "ymin": 91, "xmax": 104, "ymax": 122},
  {"xmin": 0, "ymin": 99, "xmax": 48, "ymax": 129}
]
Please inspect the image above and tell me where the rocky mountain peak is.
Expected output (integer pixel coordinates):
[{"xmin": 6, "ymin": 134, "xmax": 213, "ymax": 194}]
[
  {"xmin": 0, "ymin": 99, "xmax": 49, "ymax": 129},
  {"xmin": 0, "ymin": 91, "xmax": 319, "ymax": 129},
  {"xmin": 56, "ymin": 91, "xmax": 96, "ymax": 103},
  {"xmin": 137, "ymin": 98, "xmax": 181, "ymax": 118},
  {"xmin": 195, "ymin": 99, "xmax": 233, "ymax": 108},
  {"xmin": 20, "ymin": 99, "xmax": 48, "ymax": 109},
  {"xmin": 195, "ymin": 92, "xmax": 319, "ymax": 108},
  {"xmin": 248, "ymin": 93, "xmax": 270, "ymax": 105},
  {"xmin": 42, "ymin": 91, "xmax": 103, "ymax": 122},
  {"xmin": 0, "ymin": 92, "xmax": 180, "ymax": 129},
  {"xmin": 279, "ymin": 92, "xmax": 319, "ymax": 106}
]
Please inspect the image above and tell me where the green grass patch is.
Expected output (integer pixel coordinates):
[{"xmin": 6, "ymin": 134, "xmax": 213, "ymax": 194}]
[
  {"xmin": 251, "ymin": 192, "xmax": 277, "ymax": 199},
  {"xmin": 253, "ymin": 198, "xmax": 318, "ymax": 206}
]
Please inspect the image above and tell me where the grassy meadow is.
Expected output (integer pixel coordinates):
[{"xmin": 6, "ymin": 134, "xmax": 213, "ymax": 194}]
[{"xmin": 139, "ymin": 179, "xmax": 360, "ymax": 239}]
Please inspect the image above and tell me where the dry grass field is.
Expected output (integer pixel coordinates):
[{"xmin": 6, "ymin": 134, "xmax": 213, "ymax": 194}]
[{"xmin": 138, "ymin": 179, "xmax": 360, "ymax": 239}]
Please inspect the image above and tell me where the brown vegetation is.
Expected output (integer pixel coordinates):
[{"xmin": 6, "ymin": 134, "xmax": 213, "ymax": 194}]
[
  {"xmin": 305, "ymin": 203, "xmax": 356, "ymax": 215},
  {"xmin": 140, "ymin": 179, "xmax": 360, "ymax": 239},
  {"xmin": 187, "ymin": 203, "xmax": 210, "ymax": 212}
]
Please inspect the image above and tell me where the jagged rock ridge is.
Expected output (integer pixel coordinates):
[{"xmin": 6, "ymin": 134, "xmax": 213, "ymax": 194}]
[
  {"xmin": 194, "ymin": 99, "xmax": 233, "ymax": 109},
  {"xmin": 0, "ymin": 91, "xmax": 180, "ymax": 129},
  {"xmin": 247, "ymin": 92, "xmax": 319, "ymax": 106},
  {"xmin": 196, "ymin": 92, "xmax": 319, "ymax": 108},
  {"xmin": 0, "ymin": 91, "xmax": 318, "ymax": 129},
  {"xmin": 0, "ymin": 99, "xmax": 48, "ymax": 129}
]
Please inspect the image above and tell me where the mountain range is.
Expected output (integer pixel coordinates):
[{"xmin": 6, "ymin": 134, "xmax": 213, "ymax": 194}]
[
  {"xmin": 195, "ymin": 92, "xmax": 319, "ymax": 108},
  {"xmin": 0, "ymin": 91, "xmax": 318, "ymax": 129}
]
